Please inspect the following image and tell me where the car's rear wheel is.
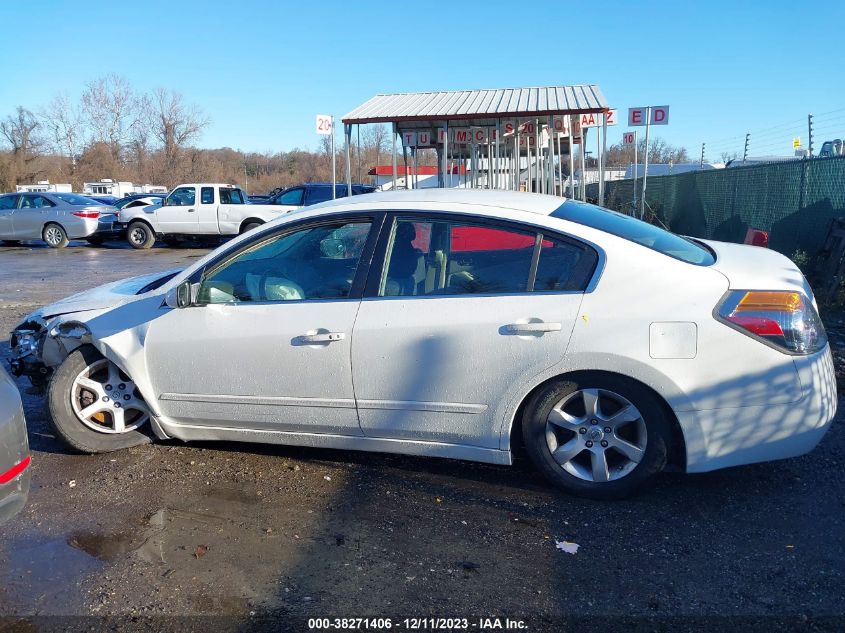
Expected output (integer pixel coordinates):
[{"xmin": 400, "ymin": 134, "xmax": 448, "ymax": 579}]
[
  {"xmin": 241, "ymin": 221, "xmax": 262, "ymax": 234},
  {"xmin": 127, "ymin": 221, "xmax": 155, "ymax": 249},
  {"xmin": 48, "ymin": 345, "xmax": 152, "ymax": 453},
  {"xmin": 522, "ymin": 373, "xmax": 671, "ymax": 499},
  {"xmin": 43, "ymin": 223, "xmax": 69, "ymax": 248}
]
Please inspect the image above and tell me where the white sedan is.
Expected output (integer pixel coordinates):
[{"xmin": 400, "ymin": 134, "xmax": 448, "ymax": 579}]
[{"xmin": 9, "ymin": 190, "xmax": 837, "ymax": 498}]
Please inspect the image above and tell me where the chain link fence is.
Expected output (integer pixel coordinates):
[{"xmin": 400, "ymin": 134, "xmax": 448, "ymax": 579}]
[{"xmin": 591, "ymin": 156, "xmax": 845, "ymax": 258}]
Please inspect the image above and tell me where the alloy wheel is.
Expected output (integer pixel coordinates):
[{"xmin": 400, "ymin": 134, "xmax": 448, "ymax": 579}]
[
  {"xmin": 545, "ymin": 388, "xmax": 647, "ymax": 483},
  {"xmin": 70, "ymin": 358, "xmax": 150, "ymax": 434},
  {"xmin": 44, "ymin": 226, "xmax": 65, "ymax": 246}
]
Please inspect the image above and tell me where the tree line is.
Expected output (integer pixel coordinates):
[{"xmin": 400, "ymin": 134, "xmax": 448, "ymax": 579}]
[{"xmin": 0, "ymin": 74, "xmax": 689, "ymax": 194}]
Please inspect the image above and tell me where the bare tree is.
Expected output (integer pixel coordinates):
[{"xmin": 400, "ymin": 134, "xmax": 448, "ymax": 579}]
[
  {"xmin": 40, "ymin": 93, "xmax": 83, "ymax": 172},
  {"xmin": 0, "ymin": 106, "xmax": 44, "ymax": 184},
  {"xmin": 81, "ymin": 74, "xmax": 141, "ymax": 161},
  {"xmin": 149, "ymin": 88, "xmax": 208, "ymax": 173}
]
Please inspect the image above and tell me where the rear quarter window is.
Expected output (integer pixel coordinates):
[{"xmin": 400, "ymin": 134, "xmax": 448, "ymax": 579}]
[{"xmin": 551, "ymin": 200, "xmax": 715, "ymax": 266}]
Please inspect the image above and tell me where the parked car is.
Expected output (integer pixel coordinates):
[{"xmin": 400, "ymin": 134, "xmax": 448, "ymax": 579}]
[
  {"xmin": 9, "ymin": 190, "xmax": 836, "ymax": 499},
  {"xmin": 0, "ymin": 365, "xmax": 30, "ymax": 524},
  {"xmin": 114, "ymin": 193, "xmax": 168, "ymax": 210},
  {"xmin": 115, "ymin": 183, "xmax": 289, "ymax": 249},
  {"xmin": 265, "ymin": 183, "xmax": 376, "ymax": 212},
  {"xmin": 86, "ymin": 195, "xmax": 120, "ymax": 206},
  {"xmin": 0, "ymin": 192, "xmax": 119, "ymax": 248},
  {"xmin": 247, "ymin": 194, "xmax": 271, "ymax": 204}
]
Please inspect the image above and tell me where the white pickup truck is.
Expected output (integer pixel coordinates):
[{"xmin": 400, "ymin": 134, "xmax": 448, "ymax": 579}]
[{"xmin": 116, "ymin": 183, "xmax": 284, "ymax": 249}]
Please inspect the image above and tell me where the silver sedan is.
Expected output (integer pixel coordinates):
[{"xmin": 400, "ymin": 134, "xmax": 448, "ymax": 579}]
[
  {"xmin": 0, "ymin": 192, "xmax": 118, "ymax": 248},
  {"xmin": 0, "ymin": 365, "xmax": 30, "ymax": 524}
]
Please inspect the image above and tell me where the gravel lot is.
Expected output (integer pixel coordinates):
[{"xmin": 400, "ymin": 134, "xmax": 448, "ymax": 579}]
[{"xmin": 0, "ymin": 240, "xmax": 843, "ymax": 631}]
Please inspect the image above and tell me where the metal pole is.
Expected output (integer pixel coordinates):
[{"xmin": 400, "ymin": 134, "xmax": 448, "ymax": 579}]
[
  {"xmin": 580, "ymin": 127, "xmax": 587, "ymax": 201},
  {"xmin": 743, "ymin": 133, "xmax": 750, "ymax": 164},
  {"xmin": 402, "ymin": 143, "xmax": 409, "ymax": 190},
  {"xmin": 600, "ymin": 112, "xmax": 608, "ymax": 206},
  {"xmin": 632, "ymin": 130, "xmax": 638, "ymax": 214},
  {"xmin": 535, "ymin": 119, "xmax": 541, "ymax": 193},
  {"xmin": 640, "ymin": 106, "xmax": 652, "ymax": 219},
  {"xmin": 344, "ymin": 123, "xmax": 352, "ymax": 192},
  {"xmin": 808, "ymin": 113, "xmax": 814, "ymax": 156},
  {"xmin": 441, "ymin": 121, "xmax": 449, "ymax": 188},
  {"xmin": 495, "ymin": 121, "xmax": 501, "ymax": 189},
  {"xmin": 556, "ymin": 129, "xmax": 563, "ymax": 195},
  {"xmin": 699, "ymin": 142, "xmax": 705, "ymax": 168},
  {"xmin": 515, "ymin": 126, "xmax": 521, "ymax": 190},
  {"xmin": 357, "ymin": 124, "xmax": 361, "ymax": 184},
  {"xmin": 331, "ymin": 116, "xmax": 336, "ymax": 199},
  {"xmin": 391, "ymin": 122, "xmax": 398, "ymax": 192},
  {"xmin": 547, "ymin": 118, "xmax": 555, "ymax": 195},
  {"xmin": 568, "ymin": 116, "xmax": 576, "ymax": 198}
]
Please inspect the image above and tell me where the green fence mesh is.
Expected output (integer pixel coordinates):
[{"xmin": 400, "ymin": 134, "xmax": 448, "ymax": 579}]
[{"xmin": 592, "ymin": 155, "xmax": 845, "ymax": 258}]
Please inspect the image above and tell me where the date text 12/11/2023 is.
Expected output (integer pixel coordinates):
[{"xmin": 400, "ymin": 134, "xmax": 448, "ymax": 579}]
[{"xmin": 307, "ymin": 617, "xmax": 528, "ymax": 630}]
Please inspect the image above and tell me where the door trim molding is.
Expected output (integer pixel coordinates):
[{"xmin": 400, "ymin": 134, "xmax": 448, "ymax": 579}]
[
  {"xmin": 159, "ymin": 392, "xmax": 356, "ymax": 409},
  {"xmin": 357, "ymin": 399, "xmax": 487, "ymax": 414}
]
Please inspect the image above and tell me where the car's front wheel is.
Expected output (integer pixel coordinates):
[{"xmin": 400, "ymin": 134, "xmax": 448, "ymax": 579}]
[
  {"xmin": 48, "ymin": 345, "xmax": 152, "ymax": 453},
  {"xmin": 522, "ymin": 373, "xmax": 671, "ymax": 499},
  {"xmin": 126, "ymin": 222, "xmax": 156, "ymax": 249}
]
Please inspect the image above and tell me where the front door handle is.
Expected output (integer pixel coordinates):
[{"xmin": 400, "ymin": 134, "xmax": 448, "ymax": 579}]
[
  {"xmin": 502, "ymin": 322, "xmax": 562, "ymax": 334},
  {"xmin": 186, "ymin": 208, "xmax": 195, "ymax": 213},
  {"xmin": 298, "ymin": 331, "xmax": 346, "ymax": 343}
]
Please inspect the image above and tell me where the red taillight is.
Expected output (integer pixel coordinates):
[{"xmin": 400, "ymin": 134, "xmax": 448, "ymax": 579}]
[
  {"xmin": 0, "ymin": 455, "xmax": 30, "ymax": 484},
  {"xmin": 718, "ymin": 290, "xmax": 827, "ymax": 354},
  {"xmin": 72, "ymin": 211, "xmax": 100, "ymax": 219}
]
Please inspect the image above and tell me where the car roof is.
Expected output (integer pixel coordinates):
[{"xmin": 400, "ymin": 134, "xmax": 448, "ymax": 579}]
[{"xmin": 308, "ymin": 189, "xmax": 566, "ymax": 217}]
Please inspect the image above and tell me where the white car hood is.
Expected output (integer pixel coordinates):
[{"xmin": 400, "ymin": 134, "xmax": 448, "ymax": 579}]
[{"xmin": 34, "ymin": 269, "xmax": 181, "ymax": 319}]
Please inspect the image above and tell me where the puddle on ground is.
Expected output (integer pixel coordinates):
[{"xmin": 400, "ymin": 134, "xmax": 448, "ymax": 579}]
[
  {"xmin": 66, "ymin": 530, "xmax": 137, "ymax": 562},
  {"xmin": 0, "ymin": 532, "xmax": 103, "ymax": 615}
]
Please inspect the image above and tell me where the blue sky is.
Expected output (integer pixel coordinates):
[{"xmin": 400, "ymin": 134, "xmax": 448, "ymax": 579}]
[{"xmin": 2, "ymin": 0, "xmax": 843, "ymax": 160}]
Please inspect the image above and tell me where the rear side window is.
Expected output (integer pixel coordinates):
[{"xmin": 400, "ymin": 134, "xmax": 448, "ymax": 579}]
[
  {"xmin": 378, "ymin": 217, "xmax": 596, "ymax": 297},
  {"xmin": 201, "ymin": 187, "xmax": 215, "ymax": 204},
  {"xmin": 277, "ymin": 188, "xmax": 304, "ymax": 206},
  {"xmin": 305, "ymin": 186, "xmax": 335, "ymax": 205},
  {"xmin": 0, "ymin": 195, "xmax": 18, "ymax": 210},
  {"xmin": 220, "ymin": 188, "xmax": 244, "ymax": 204},
  {"xmin": 551, "ymin": 200, "xmax": 715, "ymax": 265}
]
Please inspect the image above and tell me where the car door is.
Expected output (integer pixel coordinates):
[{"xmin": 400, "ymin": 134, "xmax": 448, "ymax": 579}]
[
  {"xmin": 272, "ymin": 187, "xmax": 305, "ymax": 213},
  {"xmin": 0, "ymin": 195, "xmax": 18, "ymax": 238},
  {"xmin": 14, "ymin": 195, "xmax": 51, "ymax": 239},
  {"xmin": 215, "ymin": 186, "xmax": 247, "ymax": 234},
  {"xmin": 142, "ymin": 213, "xmax": 383, "ymax": 434},
  {"xmin": 196, "ymin": 186, "xmax": 219, "ymax": 233},
  {"xmin": 156, "ymin": 186, "xmax": 198, "ymax": 233},
  {"xmin": 351, "ymin": 213, "xmax": 598, "ymax": 449}
]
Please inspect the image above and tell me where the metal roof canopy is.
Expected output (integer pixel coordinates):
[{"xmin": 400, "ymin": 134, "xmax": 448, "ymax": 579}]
[{"xmin": 342, "ymin": 84, "xmax": 608, "ymax": 127}]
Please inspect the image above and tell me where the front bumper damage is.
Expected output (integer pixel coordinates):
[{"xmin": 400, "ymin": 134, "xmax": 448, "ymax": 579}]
[{"xmin": 9, "ymin": 317, "xmax": 92, "ymax": 387}]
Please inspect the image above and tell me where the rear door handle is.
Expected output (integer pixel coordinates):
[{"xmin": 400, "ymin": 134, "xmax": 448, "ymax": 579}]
[
  {"xmin": 186, "ymin": 208, "xmax": 195, "ymax": 212},
  {"xmin": 503, "ymin": 322, "xmax": 562, "ymax": 334},
  {"xmin": 298, "ymin": 332, "xmax": 346, "ymax": 343}
]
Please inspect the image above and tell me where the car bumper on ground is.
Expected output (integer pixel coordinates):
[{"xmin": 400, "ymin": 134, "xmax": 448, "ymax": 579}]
[
  {"xmin": 681, "ymin": 346, "xmax": 837, "ymax": 473},
  {"xmin": 0, "ymin": 371, "xmax": 31, "ymax": 524}
]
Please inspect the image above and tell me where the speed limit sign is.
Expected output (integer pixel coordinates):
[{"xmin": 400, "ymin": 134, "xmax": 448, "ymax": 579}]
[
  {"xmin": 316, "ymin": 114, "xmax": 333, "ymax": 135},
  {"xmin": 622, "ymin": 132, "xmax": 635, "ymax": 145}
]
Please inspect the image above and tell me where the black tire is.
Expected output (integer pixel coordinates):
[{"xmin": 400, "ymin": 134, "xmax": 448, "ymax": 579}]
[
  {"xmin": 241, "ymin": 221, "xmax": 262, "ymax": 234},
  {"xmin": 522, "ymin": 372, "xmax": 671, "ymax": 500},
  {"xmin": 42, "ymin": 223, "xmax": 69, "ymax": 248},
  {"xmin": 126, "ymin": 221, "xmax": 156, "ymax": 249},
  {"xmin": 86, "ymin": 236, "xmax": 105, "ymax": 246},
  {"xmin": 47, "ymin": 345, "xmax": 151, "ymax": 454}
]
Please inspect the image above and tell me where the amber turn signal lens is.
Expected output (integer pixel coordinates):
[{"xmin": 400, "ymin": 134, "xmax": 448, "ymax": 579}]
[{"xmin": 735, "ymin": 291, "xmax": 802, "ymax": 313}]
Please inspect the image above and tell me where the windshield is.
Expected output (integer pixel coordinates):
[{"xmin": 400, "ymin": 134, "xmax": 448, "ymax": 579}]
[
  {"xmin": 550, "ymin": 200, "xmax": 715, "ymax": 266},
  {"xmin": 54, "ymin": 193, "xmax": 100, "ymax": 206}
]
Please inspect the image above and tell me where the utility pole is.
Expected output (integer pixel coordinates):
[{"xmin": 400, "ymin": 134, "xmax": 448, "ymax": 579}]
[
  {"xmin": 699, "ymin": 142, "xmax": 706, "ymax": 168},
  {"xmin": 808, "ymin": 114, "xmax": 814, "ymax": 156},
  {"xmin": 743, "ymin": 133, "xmax": 750, "ymax": 164}
]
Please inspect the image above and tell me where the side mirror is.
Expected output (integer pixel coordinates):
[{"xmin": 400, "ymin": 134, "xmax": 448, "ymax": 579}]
[{"xmin": 165, "ymin": 281, "xmax": 193, "ymax": 308}]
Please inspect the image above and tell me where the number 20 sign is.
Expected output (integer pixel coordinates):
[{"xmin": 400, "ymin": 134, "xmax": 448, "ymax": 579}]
[{"xmin": 316, "ymin": 114, "xmax": 333, "ymax": 135}]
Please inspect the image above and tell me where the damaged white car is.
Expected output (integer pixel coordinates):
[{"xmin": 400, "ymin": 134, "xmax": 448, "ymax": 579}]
[{"xmin": 8, "ymin": 190, "xmax": 838, "ymax": 498}]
